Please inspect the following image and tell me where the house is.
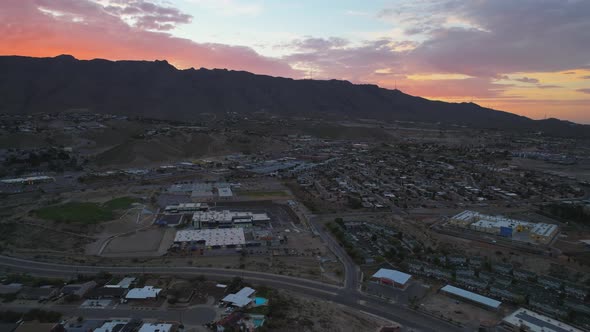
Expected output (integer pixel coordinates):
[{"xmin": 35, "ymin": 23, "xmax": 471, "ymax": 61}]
[
  {"xmin": 138, "ymin": 323, "xmax": 173, "ymax": 332},
  {"xmin": 564, "ymin": 282, "xmax": 588, "ymax": 299},
  {"xmin": 94, "ymin": 319, "xmax": 137, "ymax": 332},
  {"xmin": 538, "ymin": 275, "xmax": 563, "ymax": 290},
  {"xmin": 456, "ymin": 276, "xmax": 488, "ymax": 290},
  {"xmin": 513, "ymin": 269, "xmax": 536, "ymax": 281},
  {"xmin": 489, "ymin": 285, "xmax": 524, "ymax": 303},
  {"xmin": 447, "ymin": 255, "xmax": 467, "ymax": 266},
  {"xmin": 529, "ymin": 295, "xmax": 568, "ymax": 318},
  {"xmin": 221, "ymin": 287, "xmax": 256, "ymax": 308},
  {"xmin": 492, "ymin": 263, "xmax": 513, "ymax": 275},
  {"xmin": 370, "ymin": 268, "xmax": 412, "ymax": 289},
  {"xmin": 125, "ymin": 286, "xmax": 161, "ymax": 301},
  {"xmin": 455, "ymin": 268, "xmax": 475, "ymax": 278}
]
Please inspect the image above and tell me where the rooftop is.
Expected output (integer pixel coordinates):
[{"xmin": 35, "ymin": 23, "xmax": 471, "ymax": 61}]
[
  {"xmin": 125, "ymin": 286, "xmax": 161, "ymax": 299},
  {"xmin": 372, "ymin": 268, "xmax": 412, "ymax": 285},
  {"xmin": 503, "ymin": 308, "xmax": 583, "ymax": 332},
  {"xmin": 441, "ymin": 285, "xmax": 501, "ymax": 309},
  {"xmin": 174, "ymin": 228, "xmax": 246, "ymax": 246},
  {"xmin": 138, "ymin": 323, "xmax": 173, "ymax": 332}
]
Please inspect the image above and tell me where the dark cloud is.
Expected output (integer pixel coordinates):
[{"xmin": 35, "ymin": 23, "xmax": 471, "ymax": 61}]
[
  {"xmin": 514, "ymin": 77, "xmax": 539, "ymax": 84},
  {"xmin": 576, "ymin": 88, "xmax": 590, "ymax": 94},
  {"xmin": 408, "ymin": 0, "xmax": 590, "ymax": 76},
  {"xmin": 103, "ymin": 0, "xmax": 192, "ymax": 31}
]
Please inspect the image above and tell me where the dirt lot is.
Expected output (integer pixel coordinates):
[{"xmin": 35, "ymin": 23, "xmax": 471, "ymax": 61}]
[
  {"xmin": 278, "ymin": 289, "xmax": 394, "ymax": 332},
  {"xmin": 101, "ymin": 228, "xmax": 167, "ymax": 256},
  {"xmin": 420, "ymin": 292, "xmax": 504, "ymax": 328}
]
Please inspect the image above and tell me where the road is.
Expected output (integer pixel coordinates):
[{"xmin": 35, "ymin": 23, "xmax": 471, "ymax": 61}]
[{"xmin": 0, "ymin": 255, "xmax": 462, "ymax": 332}]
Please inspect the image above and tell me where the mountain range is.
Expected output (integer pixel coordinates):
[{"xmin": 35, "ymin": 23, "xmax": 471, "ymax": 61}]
[{"xmin": 0, "ymin": 55, "xmax": 588, "ymax": 137}]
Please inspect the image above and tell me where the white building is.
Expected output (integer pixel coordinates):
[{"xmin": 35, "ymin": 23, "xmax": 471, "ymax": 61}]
[
  {"xmin": 221, "ymin": 287, "xmax": 256, "ymax": 307},
  {"xmin": 125, "ymin": 286, "xmax": 161, "ymax": 300},
  {"xmin": 174, "ymin": 228, "xmax": 246, "ymax": 247},
  {"xmin": 192, "ymin": 210, "xmax": 270, "ymax": 228},
  {"xmin": 449, "ymin": 210, "xmax": 558, "ymax": 244},
  {"xmin": 138, "ymin": 323, "xmax": 173, "ymax": 332},
  {"xmin": 370, "ymin": 268, "xmax": 412, "ymax": 289},
  {"xmin": 502, "ymin": 308, "xmax": 583, "ymax": 332}
]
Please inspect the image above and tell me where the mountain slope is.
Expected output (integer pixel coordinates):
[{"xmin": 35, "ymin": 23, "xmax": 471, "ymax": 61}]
[{"xmin": 0, "ymin": 55, "xmax": 587, "ymax": 136}]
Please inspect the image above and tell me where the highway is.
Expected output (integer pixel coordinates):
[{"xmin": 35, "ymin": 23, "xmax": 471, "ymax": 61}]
[{"xmin": 0, "ymin": 255, "xmax": 462, "ymax": 332}]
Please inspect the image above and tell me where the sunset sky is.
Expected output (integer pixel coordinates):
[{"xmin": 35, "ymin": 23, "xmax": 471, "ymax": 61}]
[{"xmin": 1, "ymin": 0, "xmax": 589, "ymax": 123}]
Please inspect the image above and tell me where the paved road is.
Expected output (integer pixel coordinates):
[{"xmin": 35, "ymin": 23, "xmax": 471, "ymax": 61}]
[{"xmin": 0, "ymin": 255, "xmax": 461, "ymax": 332}]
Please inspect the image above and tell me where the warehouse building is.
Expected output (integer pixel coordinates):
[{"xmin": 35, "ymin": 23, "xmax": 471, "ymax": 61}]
[
  {"xmin": 174, "ymin": 228, "xmax": 246, "ymax": 248},
  {"xmin": 370, "ymin": 268, "xmax": 412, "ymax": 289},
  {"xmin": 192, "ymin": 210, "xmax": 270, "ymax": 228},
  {"xmin": 502, "ymin": 308, "xmax": 583, "ymax": 332},
  {"xmin": 440, "ymin": 285, "xmax": 502, "ymax": 311},
  {"xmin": 164, "ymin": 202, "xmax": 209, "ymax": 213}
]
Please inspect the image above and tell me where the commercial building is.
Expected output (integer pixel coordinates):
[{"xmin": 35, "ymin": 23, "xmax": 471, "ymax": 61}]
[
  {"xmin": 502, "ymin": 308, "xmax": 583, "ymax": 332},
  {"xmin": 449, "ymin": 210, "xmax": 558, "ymax": 244},
  {"xmin": 440, "ymin": 285, "xmax": 502, "ymax": 311},
  {"xmin": 370, "ymin": 268, "xmax": 412, "ymax": 289},
  {"xmin": 192, "ymin": 210, "xmax": 270, "ymax": 228},
  {"xmin": 174, "ymin": 228, "xmax": 246, "ymax": 247}
]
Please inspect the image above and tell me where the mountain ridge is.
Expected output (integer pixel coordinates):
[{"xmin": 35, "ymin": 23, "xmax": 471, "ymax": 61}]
[{"xmin": 0, "ymin": 55, "xmax": 588, "ymax": 137}]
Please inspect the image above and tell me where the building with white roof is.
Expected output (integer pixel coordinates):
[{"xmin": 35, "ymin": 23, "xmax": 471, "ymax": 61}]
[
  {"xmin": 125, "ymin": 286, "xmax": 161, "ymax": 300},
  {"xmin": 138, "ymin": 323, "xmax": 173, "ymax": 332},
  {"xmin": 192, "ymin": 210, "xmax": 270, "ymax": 228},
  {"xmin": 502, "ymin": 308, "xmax": 583, "ymax": 332},
  {"xmin": 440, "ymin": 285, "xmax": 501, "ymax": 311},
  {"xmin": 449, "ymin": 210, "xmax": 558, "ymax": 244},
  {"xmin": 370, "ymin": 268, "xmax": 412, "ymax": 289},
  {"xmin": 105, "ymin": 277, "xmax": 136, "ymax": 289},
  {"xmin": 174, "ymin": 228, "xmax": 246, "ymax": 247},
  {"xmin": 221, "ymin": 287, "xmax": 256, "ymax": 308}
]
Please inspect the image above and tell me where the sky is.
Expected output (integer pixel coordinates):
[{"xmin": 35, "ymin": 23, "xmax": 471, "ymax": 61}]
[{"xmin": 1, "ymin": 0, "xmax": 589, "ymax": 123}]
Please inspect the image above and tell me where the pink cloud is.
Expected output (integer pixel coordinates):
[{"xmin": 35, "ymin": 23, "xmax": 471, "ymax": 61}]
[{"xmin": 0, "ymin": 0, "xmax": 297, "ymax": 77}]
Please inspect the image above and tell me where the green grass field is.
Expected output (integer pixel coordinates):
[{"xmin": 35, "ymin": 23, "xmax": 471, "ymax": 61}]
[{"xmin": 34, "ymin": 197, "xmax": 137, "ymax": 224}]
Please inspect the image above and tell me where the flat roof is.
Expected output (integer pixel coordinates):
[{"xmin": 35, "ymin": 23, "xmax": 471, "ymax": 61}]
[
  {"xmin": 125, "ymin": 286, "xmax": 161, "ymax": 299},
  {"xmin": 372, "ymin": 268, "xmax": 412, "ymax": 285},
  {"xmin": 503, "ymin": 308, "xmax": 583, "ymax": 332},
  {"xmin": 174, "ymin": 228, "xmax": 246, "ymax": 246},
  {"xmin": 441, "ymin": 285, "xmax": 501, "ymax": 309},
  {"xmin": 138, "ymin": 323, "xmax": 173, "ymax": 332}
]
